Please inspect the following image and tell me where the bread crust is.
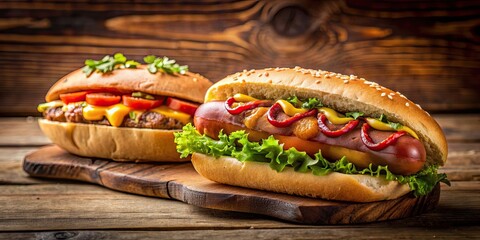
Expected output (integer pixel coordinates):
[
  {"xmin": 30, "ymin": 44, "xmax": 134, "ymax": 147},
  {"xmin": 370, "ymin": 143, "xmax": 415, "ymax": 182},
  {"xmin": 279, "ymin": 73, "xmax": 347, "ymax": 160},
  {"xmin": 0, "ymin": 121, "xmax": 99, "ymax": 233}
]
[
  {"xmin": 191, "ymin": 153, "xmax": 411, "ymax": 202},
  {"xmin": 46, "ymin": 65, "xmax": 212, "ymax": 103},
  {"xmin": 204, "ymin": 67, "xmax": 447, "ymax": 166},
  {"xmin": 39, "ymin": 119, "xmax": 188, "ymax": 162}
]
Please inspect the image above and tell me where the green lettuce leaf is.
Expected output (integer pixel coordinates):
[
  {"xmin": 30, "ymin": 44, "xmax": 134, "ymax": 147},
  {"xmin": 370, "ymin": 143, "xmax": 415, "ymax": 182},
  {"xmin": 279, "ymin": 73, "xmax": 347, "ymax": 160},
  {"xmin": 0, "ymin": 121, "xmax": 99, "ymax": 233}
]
[{"xmin": 174, "ymin": 124, "xmax": 448, "ymax": 196}]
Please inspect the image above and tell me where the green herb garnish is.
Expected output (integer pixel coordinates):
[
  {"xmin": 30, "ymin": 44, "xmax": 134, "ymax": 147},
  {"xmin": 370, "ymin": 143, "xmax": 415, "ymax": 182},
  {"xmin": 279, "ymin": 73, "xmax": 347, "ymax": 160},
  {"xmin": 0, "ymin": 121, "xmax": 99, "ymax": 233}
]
[
  {"xmin": 174, "ymin": 124, "xmax": 449, "ymax": 197},
  {"xmin": 82, "ymin": 53, "xmax": 140, "ymax": 77},
  {"xmin": 132, "ymin": 92, "xmax": 155, "ymax": 100},
  {"xmin": 302, "ymin": 98, "xmax": 323, "ymax": 109},
  {"xmin": 346, "ymin": 112, "xmax": 364, "ymax": 119},
  {"xmin": 143, "ymin": 55, "xmax": 188, "ymax": 75},
  {"xmin": 286, "ymin": 96, "xmax": 323, "ymax": 109},
  {"xmin": 379, "ymin": 114, "xmax": 403, "ymax": 130},
  {"xmin": 286, "ymin": 96, "xmax": 301, "ymax": 106},
  {"xmin": 129, "ymin": 111, "xmax": 136, "ymax": 120}
]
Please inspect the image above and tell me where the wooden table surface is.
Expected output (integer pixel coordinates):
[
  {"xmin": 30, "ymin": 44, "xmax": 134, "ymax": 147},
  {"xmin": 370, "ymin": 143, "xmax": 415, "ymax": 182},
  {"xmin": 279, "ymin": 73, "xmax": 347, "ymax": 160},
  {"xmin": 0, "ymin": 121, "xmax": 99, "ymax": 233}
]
[{"xmin": 1, "ymin": 115, "xmax": 479, "ymax": 239}]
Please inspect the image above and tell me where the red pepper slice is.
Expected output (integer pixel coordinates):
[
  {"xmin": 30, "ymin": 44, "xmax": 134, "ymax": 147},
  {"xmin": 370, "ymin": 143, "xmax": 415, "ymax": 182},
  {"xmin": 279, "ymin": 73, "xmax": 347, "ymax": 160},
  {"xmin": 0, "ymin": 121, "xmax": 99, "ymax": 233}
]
[
  {"xmin": 267, "ymin": 102, "xmax": 318, "ymax": 128},
  {"xmin": 225, "ymin": 97, "xmax": 273, "ymax": 115},
  {"xmin": 361, "ymin": 123, "xmax": 407, "ymax": 151},
  {"xmin": 317, "ymin": 114, "xmax": 360, "ymax": 137}
]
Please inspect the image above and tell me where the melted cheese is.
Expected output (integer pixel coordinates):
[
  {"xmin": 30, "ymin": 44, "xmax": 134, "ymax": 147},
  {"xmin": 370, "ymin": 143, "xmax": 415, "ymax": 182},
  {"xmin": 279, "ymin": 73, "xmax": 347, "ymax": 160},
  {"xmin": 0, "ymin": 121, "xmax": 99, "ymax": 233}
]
[
  {"xmin": 83, "ymin": 104, "xmax": 108, "ymax": 121},
  {"xmin": 151, "ymin": 106, "xmax": 191, "ymax": 124},
  {"xmin": 319, "ymin": 107, "xmax": 354, "ymax": 125},
  {"xmin": 83, "ymin": 104, "xmax": 191, "ymax": 127},
  {"xmin": 106, "ymin": 104, "xmax": 132, "ymax": 127}
]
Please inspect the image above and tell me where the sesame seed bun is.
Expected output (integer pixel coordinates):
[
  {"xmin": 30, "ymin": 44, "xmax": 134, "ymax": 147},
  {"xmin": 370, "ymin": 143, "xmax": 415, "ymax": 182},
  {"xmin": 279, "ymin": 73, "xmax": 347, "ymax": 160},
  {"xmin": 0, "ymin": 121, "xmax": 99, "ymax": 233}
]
[
  {"xmin": 46, "ymin": 65, "xmax": 212, "ymax": 103},
  {"xmin": 204, "ymin": 67, "xmax": 447, "ymax": 167}
]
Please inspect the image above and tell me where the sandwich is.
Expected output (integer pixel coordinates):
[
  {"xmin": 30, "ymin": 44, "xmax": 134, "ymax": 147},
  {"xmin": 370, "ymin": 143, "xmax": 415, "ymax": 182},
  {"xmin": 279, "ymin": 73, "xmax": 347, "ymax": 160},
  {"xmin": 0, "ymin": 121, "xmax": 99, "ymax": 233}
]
[
  {"xmin": 174, "ymin": 67, "xmax": 449, "ymax": 202},
  {"xmin": 37, "ymin": 53, "xmax": 212, "ymax": 162}
]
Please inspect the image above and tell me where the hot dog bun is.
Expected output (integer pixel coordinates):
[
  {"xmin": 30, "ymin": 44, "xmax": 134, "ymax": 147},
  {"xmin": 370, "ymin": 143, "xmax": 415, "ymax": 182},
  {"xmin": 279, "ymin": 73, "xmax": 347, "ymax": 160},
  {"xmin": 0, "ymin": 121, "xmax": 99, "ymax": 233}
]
[
  {"xmin": 205, "ymin": 67, "xmax": 447, "ymax": 166},
  {"xmin": 192, "ymin": 153, "xmax": 411, "ymax": 202},
  {"xmin": 46, "ymin": 65, "xmax": 212, "ymax": 104},
  {"xmin": 39, "ymin": 119, "xmax": 186, "ymax": 162}
]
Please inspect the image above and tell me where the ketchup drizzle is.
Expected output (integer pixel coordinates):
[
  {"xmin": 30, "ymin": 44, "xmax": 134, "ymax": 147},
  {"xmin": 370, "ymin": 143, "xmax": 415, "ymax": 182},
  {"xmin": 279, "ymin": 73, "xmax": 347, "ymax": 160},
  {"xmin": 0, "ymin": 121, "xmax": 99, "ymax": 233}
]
[
  {"xmin": 224, "ymin": 97, "xmax": 411, "ymax": 152},
  {"xmin": 317, "ymin": 114, "xmax": 360, "ymax": 137},
  {"xmin": 267, "ymin": 102, "xmax": 318, "ymax": 128},
  {"xmin": 360, "ymin": 123, "xmax": 407, "ymax": 151},
  {"xmin": 225, "ymin": 97, "xmax": 272, "ymax": 115}
]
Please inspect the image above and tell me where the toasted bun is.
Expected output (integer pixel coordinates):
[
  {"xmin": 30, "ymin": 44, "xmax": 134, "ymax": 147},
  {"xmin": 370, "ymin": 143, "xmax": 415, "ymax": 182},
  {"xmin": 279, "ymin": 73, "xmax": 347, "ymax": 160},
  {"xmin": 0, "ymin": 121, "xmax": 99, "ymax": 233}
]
[
  {"xmin": 39, "ymin": 119, "xmax": 188, "ymax": 162},
  {"xmin": 205, "ymin": 67, "xmax": 447, "ymax": 166},
  {"xmin": 46, "ymin": 65, "xmax": 212, "ymax": 103},
  {"xmin": 192, "ymin": 153, "xmax": 411, "ymax": 202}
]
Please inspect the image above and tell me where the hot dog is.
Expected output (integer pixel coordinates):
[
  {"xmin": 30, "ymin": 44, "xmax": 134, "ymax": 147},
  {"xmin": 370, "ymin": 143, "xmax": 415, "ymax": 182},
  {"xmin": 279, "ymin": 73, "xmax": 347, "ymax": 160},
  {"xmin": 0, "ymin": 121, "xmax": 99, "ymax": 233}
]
[
  {"xmin": 175, "ymin": 67, "xmax": 449, "ymax": 202},
  {"xmin": 193, "ymin": 101, "xmax": 426, "ymax": 175}
]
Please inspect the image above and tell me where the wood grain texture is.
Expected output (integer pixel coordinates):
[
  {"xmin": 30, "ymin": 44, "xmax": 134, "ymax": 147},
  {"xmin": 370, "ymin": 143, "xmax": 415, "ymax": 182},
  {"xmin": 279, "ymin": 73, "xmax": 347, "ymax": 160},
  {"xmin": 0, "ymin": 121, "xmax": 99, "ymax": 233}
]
[
  {"xmin": 23, "ymin": 145, "xmax": 441, "ymax": 225},
  {"xmin": 0, "ymin": 0, "xmax": 479, "ymax": 116},
  {"xmin": 0, "ymin": 181, "xmax": 477, "ymax": 233},
  {"xmin": 2, "ymin": 226, "xmax": 480, "ymax": 240}
]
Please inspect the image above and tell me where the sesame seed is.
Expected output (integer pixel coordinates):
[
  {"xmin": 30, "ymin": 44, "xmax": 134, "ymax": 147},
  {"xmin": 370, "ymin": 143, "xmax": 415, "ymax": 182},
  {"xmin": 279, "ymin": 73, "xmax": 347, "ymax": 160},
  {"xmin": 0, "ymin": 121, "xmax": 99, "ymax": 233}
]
[
  {"xmin": 232, "ymin": 77, "xmax": 238, "ymax": 81},
  {"xmin": 193, "ymin": 77, "xmax": 198, "ymax": 82},
  {"xmin": 243, "ymin": 69, "xmax": 247, "ymax": 73},
  {"xmin": 344, "ymin": 80, "xmax": 349, "ymax": 83},
  {"xmin": 315, "ymin": 72, "xmax": 322, "ymax": 77},
  {"xmin": 258, "ymin": 73, "xmax": 263, "ymax": 77},
  {"xmin": 387, "ymin": 95, "xmax": 393, "ymax": 100},
  {"xmin": 324, "ymin": 75, "xmax": 330, "ymax": 78},
  {"xmin": 405, "ymin": 102, "xmax": 410, "ymax": 107},
  {"xmin": 360, "ymin": 78, "xmax": 366, "ymax": 81},
  {"xmin": 364, "ymin": 81, "xmax": 372, "ymax": 85},
  {"xmin": 264, "ymin": 72, "xmax": 269, "ymax": 77},
  {"xmin": 341, "ymin": 76, "xmax": 349, "ymax": 80},
  {"xmin": 238, "ymin": 73, "xmax": 243, "ymax": 77},
  {"xmin": 381, "ymin": 93, "xmax": 386, "ymax": 97},
  {"xmin": 389, "ymin": 92, "xmax": 395, "ymax": 96},
  {"xmin": 329, "ymin": 73, "xmax": 336, "ymax": 77},
  {"xmin": 315, "ymin": 80, "xmax": 321, "ymax": 84},
  {"xmin": 350, "ymin": 75, "xmax": 357, "ymax": 80},
  {"xmin": 376, "ymin": 87, "xmax": 382, "ymax": 91},
  {"xmin": 265, "ymin": 68, "xmax": 273, "ymax": 71},
  {"xmin": 274, "ymin": 67, "xmax": 281, "ymax": 71},
  {"xmin": 250, "ymin": 69, "xmax": 255, "ymax": 73},
  {"xmin": 294, "ymin": 66, "xmax": 301, "ymax": 70},
  {"xmin": 400, "ymin": 94, "xmax": 407, "ymax": 99},
  {"xmin": 369, "ymin": 85, "xmax": 376, "ymax": 88},
  {"xmin": 416, "ymin": 104, "xmax": 422, "ymax": 109},
  {"xmin": 246, "ymin": 72, "xmax": 251, "ymax": 76}
]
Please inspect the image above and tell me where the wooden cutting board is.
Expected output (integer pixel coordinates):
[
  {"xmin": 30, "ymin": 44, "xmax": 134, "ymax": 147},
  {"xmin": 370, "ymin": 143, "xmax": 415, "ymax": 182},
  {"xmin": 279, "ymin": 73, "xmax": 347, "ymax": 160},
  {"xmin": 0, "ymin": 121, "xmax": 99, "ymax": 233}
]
[{"xmin": 23, "ymin": 145, "xmax": 440, "ymax": 224}]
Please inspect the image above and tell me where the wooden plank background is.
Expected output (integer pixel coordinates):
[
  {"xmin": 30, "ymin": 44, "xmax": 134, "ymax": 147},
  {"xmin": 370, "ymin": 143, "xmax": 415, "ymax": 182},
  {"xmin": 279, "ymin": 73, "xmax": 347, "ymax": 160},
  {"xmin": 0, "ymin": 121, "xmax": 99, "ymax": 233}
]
[{"xmin": 0, "ymin": 0, "xmax": 479, "ymax": 116}]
